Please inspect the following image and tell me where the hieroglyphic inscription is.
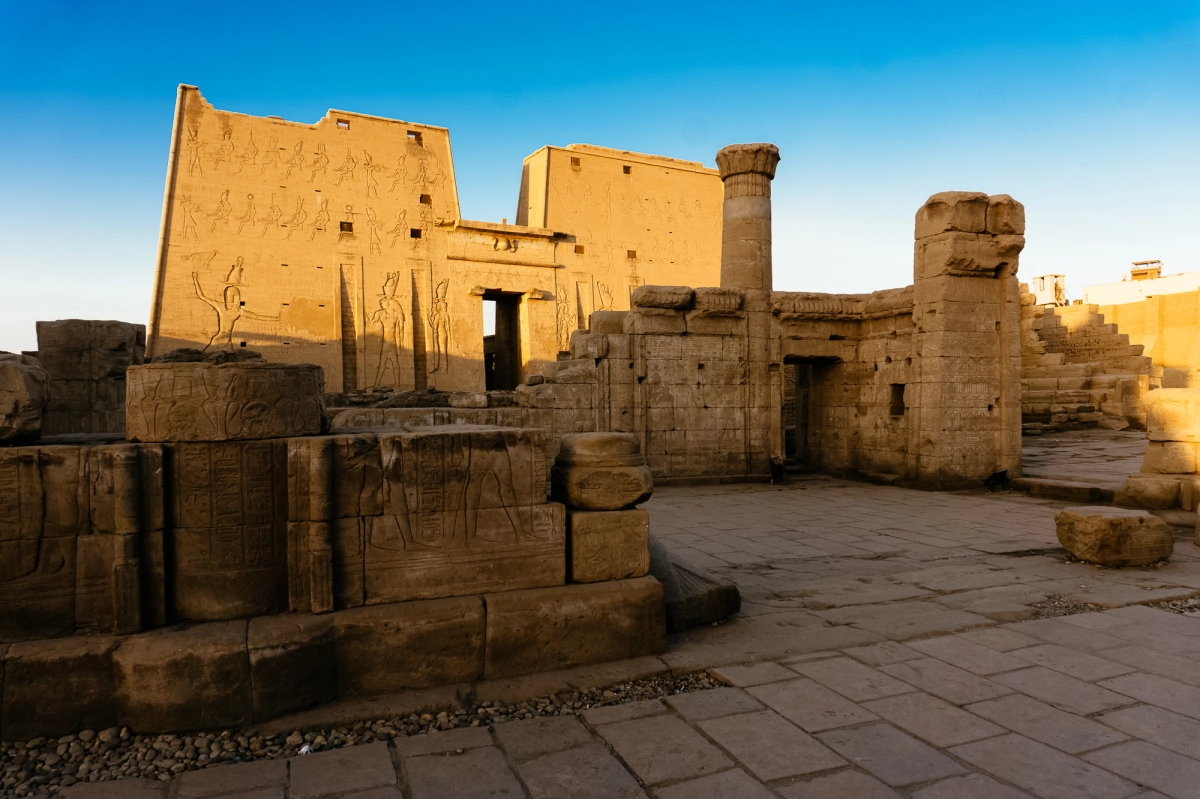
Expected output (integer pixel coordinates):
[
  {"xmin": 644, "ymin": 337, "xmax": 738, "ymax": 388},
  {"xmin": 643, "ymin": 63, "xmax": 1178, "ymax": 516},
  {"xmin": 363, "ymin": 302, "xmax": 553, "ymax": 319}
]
[{"xmin": 361, "ymin": 426, "xmax": 563, "ymax": 603}]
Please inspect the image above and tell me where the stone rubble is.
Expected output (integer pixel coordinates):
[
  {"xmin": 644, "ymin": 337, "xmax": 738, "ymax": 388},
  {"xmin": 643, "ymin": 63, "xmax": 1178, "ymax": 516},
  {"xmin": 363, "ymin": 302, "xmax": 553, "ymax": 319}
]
[{"xmin": 0, "ymin": 672, "xmax": 717, "ymax": 797}]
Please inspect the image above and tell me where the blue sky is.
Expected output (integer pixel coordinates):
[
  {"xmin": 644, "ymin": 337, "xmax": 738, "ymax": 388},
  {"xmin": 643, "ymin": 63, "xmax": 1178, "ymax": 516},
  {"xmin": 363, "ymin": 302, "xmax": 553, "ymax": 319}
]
[{"xmin": 1, "ymin": 1, "xmax": 1198, "ymax": 351}]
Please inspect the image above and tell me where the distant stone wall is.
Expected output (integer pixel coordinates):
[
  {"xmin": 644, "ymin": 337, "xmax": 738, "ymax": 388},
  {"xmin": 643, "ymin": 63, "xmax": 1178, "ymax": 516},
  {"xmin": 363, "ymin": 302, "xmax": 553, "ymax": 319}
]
[{"xmin": 1100, "ymin": 289, "xmax": 1200, "ymax": 387}]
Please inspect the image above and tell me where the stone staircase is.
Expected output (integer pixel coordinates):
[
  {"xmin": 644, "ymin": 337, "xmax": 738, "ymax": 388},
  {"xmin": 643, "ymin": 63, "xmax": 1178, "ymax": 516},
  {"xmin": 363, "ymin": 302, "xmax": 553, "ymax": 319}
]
[{"xmin": 1020, "ymin": 286, "xmax": 1152, "ymax": 435}]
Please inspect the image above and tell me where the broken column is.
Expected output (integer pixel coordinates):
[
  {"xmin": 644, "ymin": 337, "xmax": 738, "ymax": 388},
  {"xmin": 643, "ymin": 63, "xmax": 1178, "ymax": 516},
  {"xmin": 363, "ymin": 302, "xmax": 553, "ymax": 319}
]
[{"xmin": 1115, "ymin": 388, "xmax": 1200, "ymax": 511}]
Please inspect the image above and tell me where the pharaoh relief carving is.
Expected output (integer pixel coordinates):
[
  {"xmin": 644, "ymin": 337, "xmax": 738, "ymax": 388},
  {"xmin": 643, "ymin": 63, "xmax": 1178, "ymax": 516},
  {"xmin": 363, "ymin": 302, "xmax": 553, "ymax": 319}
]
[
  {"xmin": 191, "ymin": 262, "xmax": 278, "ymax": 350},
  {"xmin": 427, "ymin": 279, "xmax": 451, "ymax": 374},
  {"xmin": 370, "ymin": 272, "xmax": 407, "ymax": 386}
]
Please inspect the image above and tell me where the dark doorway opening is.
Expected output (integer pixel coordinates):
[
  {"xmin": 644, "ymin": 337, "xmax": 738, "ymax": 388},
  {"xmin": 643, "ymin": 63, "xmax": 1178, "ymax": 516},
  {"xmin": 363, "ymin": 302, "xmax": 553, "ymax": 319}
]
[{"xmin": 483, "ymin": 291, "xmax": 522, "ymax": 390}]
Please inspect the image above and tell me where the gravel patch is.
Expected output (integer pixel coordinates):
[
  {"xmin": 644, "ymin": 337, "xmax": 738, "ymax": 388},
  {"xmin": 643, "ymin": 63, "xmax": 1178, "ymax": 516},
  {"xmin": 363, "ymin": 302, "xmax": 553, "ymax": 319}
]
[
  {"xmin": 0, "ymin": 671, "xmax": 717, "ymax": 796},
  {"xmin": 1148, "ymin": 595, "xmax": 1200, "ymax": 615},
  {"xmin": 1031, "ymin": 593, "xmax": 1102, "ymax": 618}
]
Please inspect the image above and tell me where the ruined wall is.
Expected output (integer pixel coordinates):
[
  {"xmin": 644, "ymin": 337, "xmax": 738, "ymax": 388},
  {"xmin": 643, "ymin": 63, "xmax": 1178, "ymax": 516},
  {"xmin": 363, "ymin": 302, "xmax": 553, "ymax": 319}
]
[
  {"xmin": 150, "ymin": 87, "xmax": 722, "ymax": 394},
  {"xmin": 34, "ymin": 320, "xmax": 145, "ymax": 436},
  {"xmin": 518, "ymin": 144, "xmax": 723, "ymax": 344},
  {"xmin": 773, "ymin": 289, "xmax": 915, "ymax": 476}
]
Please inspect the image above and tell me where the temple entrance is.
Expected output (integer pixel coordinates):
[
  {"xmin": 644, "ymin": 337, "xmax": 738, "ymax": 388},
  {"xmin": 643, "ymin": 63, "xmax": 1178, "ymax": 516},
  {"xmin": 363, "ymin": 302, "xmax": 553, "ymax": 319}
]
[
  {"xmin": 483, "ymin": 291, "xmax": 522, "ymax": 390},
  {"xmin": 784, "ymin": 357, "xmax": 837, "ymax": 470}
]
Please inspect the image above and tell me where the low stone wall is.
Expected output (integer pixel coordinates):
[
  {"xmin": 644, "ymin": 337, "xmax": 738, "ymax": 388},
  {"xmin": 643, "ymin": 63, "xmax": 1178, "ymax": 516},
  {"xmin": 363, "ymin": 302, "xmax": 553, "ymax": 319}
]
[{"xmin": 0, "ymin": 578, "xmax": 662, "ymax": 739}]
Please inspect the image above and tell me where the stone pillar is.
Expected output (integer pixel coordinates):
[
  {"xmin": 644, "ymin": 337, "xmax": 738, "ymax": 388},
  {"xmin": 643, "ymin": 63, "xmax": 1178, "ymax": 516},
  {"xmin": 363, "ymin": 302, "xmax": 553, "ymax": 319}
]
[
  {"xmin": 716, "ymin": 143, "xmax": 781, "ymax": 292},
  {"xmin": 908, "ymin": 192, "xmax": 1025, "ymax": 488}
]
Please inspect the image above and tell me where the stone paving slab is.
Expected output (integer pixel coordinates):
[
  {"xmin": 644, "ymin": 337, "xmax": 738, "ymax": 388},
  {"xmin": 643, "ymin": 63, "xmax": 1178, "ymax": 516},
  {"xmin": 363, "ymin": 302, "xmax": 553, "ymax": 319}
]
[{"xmin": 47, "ymin": 476, "xmax": 1200, "ymax": 799}]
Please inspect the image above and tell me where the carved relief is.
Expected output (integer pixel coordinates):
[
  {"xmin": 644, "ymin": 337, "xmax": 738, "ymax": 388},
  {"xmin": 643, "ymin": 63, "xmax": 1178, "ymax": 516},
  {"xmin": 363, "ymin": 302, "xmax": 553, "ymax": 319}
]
[
  {"xmin": 427, "ymin": 278, "xmax": 451, "ymax": 374},
  {"xmin": 191, "ymin": 269, "xmax": 278, "ymax": 350},
  {"xmin": 233, "ymin": 132, "xmax": 257, "ymax": 175},
  {"xmin": 211, "ymin": 129, "xmax": 235, "ymax": 172},
  {"xmin": 556, "ymin": 284, "xmax": 576, "ymax": 351},
  {"xmin": 387, "ymin": 210, "xmax": 408, "ymax": 248},
  {"xmin": 179, "ymin": 196, "xmax": 201, "ymax": 239},
  {"xmin": 333, "ymin": 148, "xmax": 356, "ymax": 186},
  {"xmin": 282, "ymin": 141, "xmax": 305, "ymax": 179},
  {"xmin": 370, "ymin": 272, "xmax": 406, "ymax": 387},
  {"xmin": 126, "ymin": 361, "xmax": 326, "ymax": 442},
  {"xmin": 308, "ymin": 199, "xmax": 331, "ymax": 241},
  {"xmin": 234, "ymin": 194, "xmax": 256, "ymax": 234},
  {"xmin": 363, "ymin": 426, "xmax": 563, "ymax": 603},
  {"xmin": 207, "ymin": 189, "xmax": 232, "ymax": 232},
  {"xmin": 307, "ymin": 143, "xmax": 329, "ymax": 182},
  {"xmin": 185, "ymin": 128, "xmax": 204, "ymax": 176}
]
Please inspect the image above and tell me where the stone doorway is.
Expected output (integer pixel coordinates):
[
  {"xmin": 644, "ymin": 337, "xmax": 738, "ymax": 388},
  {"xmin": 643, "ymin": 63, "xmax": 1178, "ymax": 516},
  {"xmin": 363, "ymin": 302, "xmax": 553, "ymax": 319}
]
[{"xmin": 484, "ymin": 291, "xmax": 522, "ymax": 390}]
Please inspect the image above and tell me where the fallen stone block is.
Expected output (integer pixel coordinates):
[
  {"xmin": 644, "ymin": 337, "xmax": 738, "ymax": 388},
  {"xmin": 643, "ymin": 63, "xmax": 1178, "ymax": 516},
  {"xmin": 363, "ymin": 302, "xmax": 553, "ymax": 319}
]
[
  {"xmin": 1054, "ymin": 506, "xmax": 1173, "ymax": 567},
  {"xmin": 648, "ymin": 533, "xmax": 741, "ymax": 633},
  {"xmin": 483, "ymin": 577, "xmax": 664, "ymax": 679},
  {"xmin": 631, "ymin": 285, "xmax": 694, "ymax": 310}
]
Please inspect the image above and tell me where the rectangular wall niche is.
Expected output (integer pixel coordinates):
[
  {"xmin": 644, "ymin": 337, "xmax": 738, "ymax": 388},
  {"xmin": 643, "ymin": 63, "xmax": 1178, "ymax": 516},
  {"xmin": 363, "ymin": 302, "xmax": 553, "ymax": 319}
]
[{"xmin": 890, "ymin": 383, "xmax": 906, "ymax": 416}]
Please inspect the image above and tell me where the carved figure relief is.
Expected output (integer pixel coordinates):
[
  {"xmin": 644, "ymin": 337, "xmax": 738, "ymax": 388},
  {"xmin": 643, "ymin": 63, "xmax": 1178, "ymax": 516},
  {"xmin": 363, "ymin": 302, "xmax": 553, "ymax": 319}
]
[
  {"xmin": 388, "ymin": 155, "xmax": 408, "ymax": 193},
  {"xmin": 192, "ymin": 269, "xmax": 279, "ymax": 350},
  {"xmin": 427, "ymin": 278, "xmax": 450, "ymax": 374},
  {"xmin": 224, "ymin": 256, "xmax": 246, "ymax": 286},
  {"xmin": 596, "ymin": 281, "xmax": 614, "ymax": 311},
  {"xmin": 307, "ymin": 143, "xmax": 329, "ymax": 182},
  {"xmin": 363, "ymin": 151, "xmax": 383, "ymax": 198},
  {"xmin": 233, "ymin": 133, "xmax": 258, "ymax": 175},
  {"xmin": 258, "ymin": 138, "xmax": 281, "ymax": 176},
  {"xmin": 282, "ymin": 141, "xmax": 305, "ymax": 179},
  {"xmin": 307, "ymin": 199, "xmax": 330, "ymax": 241},
  {"xmin": 179, "ymin": 196, "xmax": 201, "ymax": 239},
  {"xmin": 234, "ymin": 194, "xmax": 256, "ymax": 234},
  {"xmin": 556, "ymin": 284, "xmax": 576, "ymax": 350},
  {"xmin": 387, "ymin": 209, "xmax": 408, "ymax": 248},
  {"xmin": 333, "ymin": 148, "xmax": 356, "ymax": 186},
  {"xmin": 211, "ymin": 129, "xmax": 235, "ymax": 172},
  {"xmin": 369, "ymin": 271, "xmax": 406, "ymax": 387},
  {"xmin": 207, "ymin": 189, "xmax": 233, "ymax": 232},
  {"xmin": 257, "ymin": 197, "xmax": 283, "ymax": 237},
  {"xmin": 186, "ymin": 128, "xmax": 204, "ymax": 176},
  {"xmin": 283, "ymin": 198, "xmax": 307, "ymax": 240},
  {"xmin": 365, "ymin": 207, "xmax": 383, "ymax": 255}
]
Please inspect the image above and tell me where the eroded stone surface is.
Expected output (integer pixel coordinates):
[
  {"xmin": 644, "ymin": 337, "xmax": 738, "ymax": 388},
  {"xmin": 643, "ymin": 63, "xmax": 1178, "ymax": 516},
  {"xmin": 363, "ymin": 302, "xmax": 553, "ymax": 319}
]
[
  {"xmin": 1055, "ymin": 506, "xmax": 1173, "ymax": 566},
  {"xmin": 0, "ymin": 353, "xmax": 49, "ymax": 444}
]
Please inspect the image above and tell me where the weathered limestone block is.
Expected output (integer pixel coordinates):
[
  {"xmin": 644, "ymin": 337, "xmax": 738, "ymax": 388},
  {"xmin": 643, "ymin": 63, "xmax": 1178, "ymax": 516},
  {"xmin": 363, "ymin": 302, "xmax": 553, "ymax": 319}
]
[
  {"xmin": 543, "ymin": 359, "xmax": 597, "ymax": 384},
  {"xmin": 334, "ymin": 596, "xmax": 485, "ymax": 693},
  {"xmin": 1142, "ymin": 441, "xmax": 1197, "ymax": 474},
  {"xmin": 36, "ymin": 319, "xmax": 145, "ymax": 380},
  {"xmin": 1055, "ymin": 506, "xmax": 1173, "ymax": 567},
  {"xmin": 248, "ymin": 614, "xmax": 336, "ymax": 721},
  {"xmin": 648, "ymin": 533, "xmax": 741, "ymax": 633},
  {"xmin": 567, "ymin": 509, "xmax": 650, "ymax": 583},
  {"xmin": 915, "ymin": 232, "xmax": 1026, "ymax": 279},
  {"xmin": 126, "ymin": 361, "xmax": 327, "ymax": 442},
  {"xmin": 692, "ymin": 287, "xmax": 744, "ymax": 314},
  {"xmin": 569, "ymin": 332, "xmax": 609, "ymax": 361},
  {"xmin": 515, "ymin": 382, "xmax": 594, "ymax": 409},
  {"xmin": 164, "ymin": 440, "xmax": 289, "ymax": 621},
  {"xmin": 588, "ymin": 311, "xmax": 628, "ymax": 334},
  {"xmin": 1145, "ymin": 389, "xmax": 1200, "ymax": 442},
  {"xmin": 1116, "ymin": 474, "xmax": 1181, "ymax": 509},
  {"xmin": 483, "ymin": 577, "xmax": 665, "ymax": 680},
  {"xmin": 0, "ymin": 354, "xmax": 49, "ymax": 444},
  {"xmin": 987, "ymin": 195, "xmax": 1026, "ymax": 236},
  {"xmin": 631, "ymin": 285, "xmax": 694, "ymax": 310},
  {"xmin": 1, "ymin": 636, "xmax": 118, "ymax": 741},
  {"xmin": 0, "ymin": 446, "xmax": 83, "ymax": 642},
  {"xmin": 624, "ymin": 308, "xmax": 687, "ymax": 335},
  {"xmin": 365, "ymin": 427, "xmax": 563, "ymax": 603},
  {"xmin": 915, "ymin": 191, "xmax": 989, "ymax": 239},
  {"xmin": 114, "ymin": 621, "xmax": 252, "ymax": 732},
  {"xmin": 448, "ymin": 392, "xmax": 488, "ymax": 409},
  {"xmin": 1180, "ymin": 476, "xmax": 1200, "ymax": 512},
  {"xmin": 552, "ymin": 433, "xmax": 653, "ymax": 510}
]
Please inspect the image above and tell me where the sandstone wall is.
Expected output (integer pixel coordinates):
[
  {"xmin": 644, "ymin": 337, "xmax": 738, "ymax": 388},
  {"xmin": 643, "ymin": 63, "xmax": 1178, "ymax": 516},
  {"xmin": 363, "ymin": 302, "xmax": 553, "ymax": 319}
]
[
  {"xmin": 149, "ymin": 86, "xmax": 721, "ymax": 394},
  {"xmin": 1100, "ymin": 289, "xmax": 1200, "ymax": 387}
]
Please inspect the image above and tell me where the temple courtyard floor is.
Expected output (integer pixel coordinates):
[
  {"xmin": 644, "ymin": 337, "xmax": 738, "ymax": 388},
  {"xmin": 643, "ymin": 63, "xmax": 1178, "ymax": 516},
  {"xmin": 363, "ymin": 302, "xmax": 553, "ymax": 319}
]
[{"xmin": 56, "ymin": 439, "xmax": 1200, "ymax": 799}]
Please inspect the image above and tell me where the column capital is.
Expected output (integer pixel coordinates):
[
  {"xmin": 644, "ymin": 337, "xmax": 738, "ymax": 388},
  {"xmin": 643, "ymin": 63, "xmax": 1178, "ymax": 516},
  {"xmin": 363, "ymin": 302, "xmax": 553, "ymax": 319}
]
[{"xmin": 716, "ymin": 143, "xmax": 780, "ymax": 199}]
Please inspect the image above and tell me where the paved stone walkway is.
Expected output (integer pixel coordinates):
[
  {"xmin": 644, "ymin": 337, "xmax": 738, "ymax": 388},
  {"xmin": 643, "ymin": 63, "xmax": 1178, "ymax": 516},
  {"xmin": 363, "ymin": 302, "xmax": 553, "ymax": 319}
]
[{"xmin": 59, "ymin": 477, "xmax": 1200, "ymax": 799}]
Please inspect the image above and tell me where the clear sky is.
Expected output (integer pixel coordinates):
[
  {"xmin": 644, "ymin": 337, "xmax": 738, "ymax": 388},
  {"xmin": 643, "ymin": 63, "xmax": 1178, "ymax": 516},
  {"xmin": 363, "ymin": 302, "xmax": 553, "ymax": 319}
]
[{"xmin": 1, "ymin": 1, "xmax": 1198, "ymax": 352}]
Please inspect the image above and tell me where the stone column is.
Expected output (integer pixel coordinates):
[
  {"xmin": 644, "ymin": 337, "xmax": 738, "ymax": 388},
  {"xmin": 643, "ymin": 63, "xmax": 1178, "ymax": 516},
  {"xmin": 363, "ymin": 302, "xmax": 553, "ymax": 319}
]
[{"xmin": 716, "ymin": 143, "xmax": 781, "ymax": 292}]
